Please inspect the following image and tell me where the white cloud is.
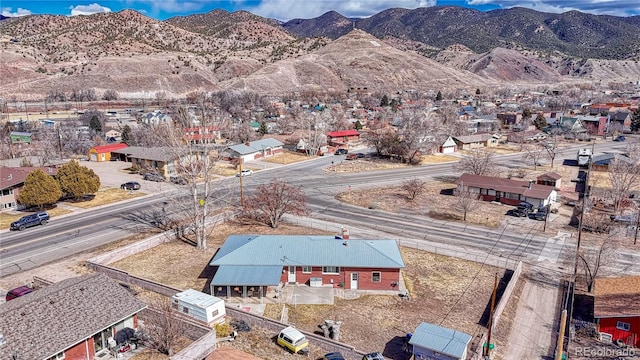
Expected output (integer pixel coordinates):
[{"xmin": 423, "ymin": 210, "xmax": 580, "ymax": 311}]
[
  {"xmin": 245, "ymin": 0, "xmax": 436, "ymax": 21},
  {"xmin": 69, "ymin": 3, "xmax": 112, "ymax": 16},
  {"xmin": 465, "ymin": 0, "xmax": 639, "ymax": 15},
  {"xmin": 126, "ymin": 0, "xmax": 209, "ymax": 14},
  {"xmin": 1, "ymin": 7, "xmax": 32, "ymax": 17}
]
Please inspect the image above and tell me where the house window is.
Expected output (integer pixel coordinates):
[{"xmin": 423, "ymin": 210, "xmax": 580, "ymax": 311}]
[
  {"xmin": 322, "ymin": 266, "xmax": 340, "ymax": 274},
  {"xmin": 480, "ymin": 189, "xmax": 488, "ymax": 195},
  {"xmin": 372, "ymin": 272, "xmax": 381, "ymax": 282},
  {"xmin": 182, "ymin": 307, "xmax": 189, "ymax": 315},
  {"xmin": 302, "ymin": 266, "xmax": 312, "ymax": 274},
  {"xmin": 211, "ymin": 309, "xmax": 219, "ymax": 317},
  {"xmin": 616, "ymin": 321, "xmax": 631, "ymax": 331}
]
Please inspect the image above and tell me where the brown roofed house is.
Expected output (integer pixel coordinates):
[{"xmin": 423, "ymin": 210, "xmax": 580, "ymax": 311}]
[{"xmin": 456, "ymin": 173, "xmax": 557, "ymax": 208}]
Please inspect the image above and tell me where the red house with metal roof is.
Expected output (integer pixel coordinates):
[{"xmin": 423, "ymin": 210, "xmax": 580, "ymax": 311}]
[
  {"xmin": 594, "ymin": 276, "xmax": 640, "ymax": 347},
  {"xmin": 88, "ymin": 143, "xmax": 128, "ymax": 162},
  {"xmin": 326, "ymin": 130, "xmax": 360, "ymax": 147}
]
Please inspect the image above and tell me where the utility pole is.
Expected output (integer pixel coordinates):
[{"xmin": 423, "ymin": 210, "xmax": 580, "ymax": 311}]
[
  {"xmin": 239, "ymin": 161, "xmax": 244, "ymax": 207},
  {"xmin": 484, "ymin": 273, "xmax": 498, "ymax": 358},
  {"xmin": 634, "ymin": 203, "xmax": 639, "ymax": 245},
  {"xmin": 556, "ymin": 309, "xmax": 567, "ymax": 360}
]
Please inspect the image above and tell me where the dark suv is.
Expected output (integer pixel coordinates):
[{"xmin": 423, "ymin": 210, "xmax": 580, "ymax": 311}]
[{"xmin": 10, "ymin": 211, "xmax": 50, "ymax": 231}]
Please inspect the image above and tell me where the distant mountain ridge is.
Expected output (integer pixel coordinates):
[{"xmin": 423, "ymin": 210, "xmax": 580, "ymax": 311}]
[{"xmin": 283, "ymin": 6, "xmax": 640, "ymax": 60}]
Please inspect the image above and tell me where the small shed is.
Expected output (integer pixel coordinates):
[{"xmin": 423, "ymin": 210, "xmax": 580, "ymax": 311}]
[
  {"xmin": 172, "ymin": 289, "xmax": 226, "ymax": 326},
  {"xmin": 439, "ymin": 136, "xmax": 457, "ymax": 154},
  {"xmin": 88, "ymin": 143, "xmax": 128, "ymax": 162},
  {"xmin": 536, "ymin": 172, "xmax": 562, "ymax": 188},
  {"xmin": 10, "ymin": 131, "xmax": 32, "ymax": 144},
  {"xmin": 409, "ymin": 322, "xmax": 472, "ymax": 360}
]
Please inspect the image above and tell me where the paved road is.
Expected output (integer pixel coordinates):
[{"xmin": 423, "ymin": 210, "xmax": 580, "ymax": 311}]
[{"xmin": 0, "ymin": 141, "xmax": 631, "ymax": 279}]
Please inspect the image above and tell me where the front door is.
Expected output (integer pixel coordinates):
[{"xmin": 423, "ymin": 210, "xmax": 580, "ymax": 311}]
[
  {"xmin": 288, "ymin": 266, "xmax": 296, "ymax": 283},
  {"xmin": 350, "ymin": 273, "xmax": 359, "ymax": 289}
]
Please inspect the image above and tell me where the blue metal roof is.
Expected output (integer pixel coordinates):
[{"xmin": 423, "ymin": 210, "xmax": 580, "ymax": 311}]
[
  {"xmin": 229, "ymin": 138, "xmax": 284, "ymax": 155},
  {"xmin": 409, "ymin": 322, "xmax": 472, "ymax": 359},
  {"xmin": 210, "ymin": 235, "xmax": 405, "ymax": 268},
  {"xmin": 212, "ymin": 265, "xmax": 283, "ymax": 285}
]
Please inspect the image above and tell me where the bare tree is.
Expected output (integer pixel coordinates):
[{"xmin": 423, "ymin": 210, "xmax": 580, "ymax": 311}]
[
  {"xmin": 544, "ymin": 131, "xmax": 561, "ymax": 168},
  {"xmin": 455, "ymin": 148, "xmax": 498, "ymax": 176},
  {"xmin": 400, "ymin": 178, "xmax": 426, "ymax": 201},
  {"xmin": 242, "ymin": 179, "xmax": 309, "ymax": 228},
  {"xmin": 522, "ymin": 144, "xmax": 545, "ymax": 170},
  {"xmin": 140, "ymin": 298, "xmax": 184, "ymax": 356},
  {"xmin": 577, "ymin": 240, "xmax": 611, "ymax": 293},
  {"xmin": 608, "ymin": 156, "xmax": 640, "ymax": 213},
  {"xmin": 454, "ymin": 184, "xmax": 479, "ymax": 222}
]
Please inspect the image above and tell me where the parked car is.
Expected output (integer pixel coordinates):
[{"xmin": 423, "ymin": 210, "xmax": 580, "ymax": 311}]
[
  {"xmin": 613, "ymin": 135, "xmax": 626, "ymax": 142},
  {"xmin": 143, "ymin": 172, "xmax": 165, "ymax": 182},
  {"xmin": 121, "ymin": 181, "xmax": 141, "ymax": 190},
  {"xmin": 335, "ymin": 148, "xmax": 348, "ymax": 155},
  {"xmin": 531, "ymin": 208, "xmax": 549, "ymax": 221},
  {"xmin": 10, "ymin": 211, "xmax": 50, "ymax": 231},
  {"xmin": 277, "ymin": 326, "xmax": 309, "ymax": 354},
  {"xmin": 5, "ymin": 285, "xmax": 33, "ymax": 301},
  {"xmin": 170, "ymin": 175, "xmax": 187, "ymax": 185},
  {"xmin": 323, "ymin": 352, "xmax": 346, "ymax": 360},
  {"xmin": 362, "ymin": 352, "xmax": 385, "ymax": 360},
  {"xmin": 507, "ymin": 208, "xmax": 529, "ymax": 218},
  {"xmin": 236, "ymin": 169, "xmax": 253, "ymax": 177},
  {"xmin": 346, "ymin": 153, "xmax": 358, "ymax": 160},
  {"xmin": 356, "ymin": 153, "xmax": 366, "ymax": 158},
  {"xmin": 610, "ymin": 213, "xmax": 638, "ymax": 224}
]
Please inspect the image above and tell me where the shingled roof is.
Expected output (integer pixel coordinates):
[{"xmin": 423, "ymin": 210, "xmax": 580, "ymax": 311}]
[
  {"xmin": 0, "ymin": 273, "xmax": 147, "ymax": 360},
  {"xmin": 593, "ymin": 276, "xmax": 640, "ymax": 318},
  {"xmin": 456, "ymin": 173, "xmax": 555, "ymax": 200}
]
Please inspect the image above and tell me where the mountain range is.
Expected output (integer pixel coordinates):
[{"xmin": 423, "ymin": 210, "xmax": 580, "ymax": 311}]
[{"xmin": 1, "ymin": 6, "xmax": 639, "ymax": 100}]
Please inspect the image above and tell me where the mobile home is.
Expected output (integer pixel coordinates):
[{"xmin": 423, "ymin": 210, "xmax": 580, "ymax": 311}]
[{"xmin": 171, "ymin": 289, "xmax": 226, "ymax": 326}]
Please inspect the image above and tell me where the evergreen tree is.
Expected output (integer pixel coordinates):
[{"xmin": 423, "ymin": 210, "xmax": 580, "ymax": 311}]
[
  {"xmin": 632, "ymin": 108, "xmax": 640, "ymax": 132},
  {"xmin": 534, "ymin": 113, "xmax": 548, "ymax": 130},
  {"xmin": 121, "ymin": 125, "xmax": 132, "ymax": 144},
  {"xmin": 523, "ymin": 108, "xmax": 533, "ymax": 120},
  {"xmin": 18, "ymin": 169, "xmax": 62, "ymax": 209},
  {"xmin": 89, "ymin": 115, "xmax": 102, "ymax": 133},
  {"xmin": 380, "ymin": 95, "xmax": 390, "ymax": 107},
  {"xmin": 258, "ymin": 121, "xmax": 268, "ymax": 135},
  {"xmin": 436, "ymin": 91, "xmax": 443, "ymax": 101},
  {"xmin": 56, "ymin": 160, "xmax": 101, "ymax": 200},
  {"xmin": 354, "ymin": 120, "xmax": 363, "ymax": 130}
]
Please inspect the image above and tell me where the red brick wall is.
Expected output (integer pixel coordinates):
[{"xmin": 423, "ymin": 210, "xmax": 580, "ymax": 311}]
[
  {"xmin": 279, "ymin": 266, "xmax": 400, "ymax": 290},
  {"xmin": 63, "ymin": 339, "xmax": 90, "ymax": 360}
]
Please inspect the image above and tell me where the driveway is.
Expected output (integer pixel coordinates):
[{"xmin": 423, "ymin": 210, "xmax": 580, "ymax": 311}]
[{"xmin": 80, "ymin": 160, "xmax": 172, "ymax": 193}]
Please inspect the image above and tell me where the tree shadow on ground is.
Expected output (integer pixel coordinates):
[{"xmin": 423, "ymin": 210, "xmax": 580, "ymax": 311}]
[{"xmin": 383, "ymin": 335, "xmax": 413, "ymax": 360}]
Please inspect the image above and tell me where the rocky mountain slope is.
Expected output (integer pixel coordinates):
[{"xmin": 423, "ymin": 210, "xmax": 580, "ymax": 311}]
[
  {"xmin": 1, "ymin": 6, "xmax": 639, "ymax": 100},
  {"xmin": 284, "ymin": 6, "xmax": 640, "ymax": 60}
]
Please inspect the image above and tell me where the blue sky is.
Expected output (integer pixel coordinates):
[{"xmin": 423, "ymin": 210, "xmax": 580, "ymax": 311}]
[{"xmin": 2, "ymin": 0, "xmax": 639, "ymax": 20}]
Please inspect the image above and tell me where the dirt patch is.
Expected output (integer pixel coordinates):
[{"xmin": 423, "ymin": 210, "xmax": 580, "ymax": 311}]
[
  {"xmin": 262, "ymin": 151, "xmax": 314, "ymax": 165},
  {"xmin": 325, "ymin": 157, "xmax": 409, "ymax": 173},
  {"xmin": 419, "ymin": 154, "xmax": 459, "ymax": 164},
  {"xmin": 336, "ymin": 181, "xmax": 504, "ymax": 228}
]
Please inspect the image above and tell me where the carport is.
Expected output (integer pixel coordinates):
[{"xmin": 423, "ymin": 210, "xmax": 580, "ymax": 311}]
[{"xmin": 210, "ymin": 265, "xmax": 282, "ymax": 299}]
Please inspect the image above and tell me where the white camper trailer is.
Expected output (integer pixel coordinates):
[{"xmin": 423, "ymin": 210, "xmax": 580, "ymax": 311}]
[{"xmin": 171, "ymin": 289, "xmax": 226, "ymax": 326}]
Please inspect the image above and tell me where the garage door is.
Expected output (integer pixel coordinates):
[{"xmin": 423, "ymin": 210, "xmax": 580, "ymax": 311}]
[
  {"xmin": 90, "ymin": 153, "xmax": 97, "ymax": 161},
  {"xmin": 442, "ymin": 146, "xmax": 455, "ymax": 154}
]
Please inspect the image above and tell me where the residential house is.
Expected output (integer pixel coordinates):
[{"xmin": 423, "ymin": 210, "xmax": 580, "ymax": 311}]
[
  {"xmin": 209, "ymin": 233, "xmax": 405, "ymax": 299},
  {"xmin": 497, "ymin": 112, "xmax": 523, "ymax": 128},
  {"xmin": 227, "ymin": 138, "xmax": 284, "ymax": 163},
  {"xmin": 0, "ymin": 166, "xmax": 58, "ymax": 211},
  {"xmin": 326, "ymin": 130, "xmax": 361, "ymax": 147},
  {"xmin": 578, "ymin": 115, "xmax": 607, "ymax": 136},
  {"xmin": 536, "ymin": 172, "xmax": 562, "ymax": 188},
  {"xmin": 0, "ymin": 273, "xmax": 147, "ymax": 360},
  {"xmin": 408, "ymin": 322, "xmax": 472, "ymax": 360},
  {"xmin": 456, "ymin": 173, "xmax": 557, "ymax": 208},
  {"xmin": 589, "ymin": 103, "xmax": 613, "ymax": 116},
  {"xmin": 141, "ymin": 110, "xmax": 172, "ymax": 125},
  {"xmin": 591, "ymin": 153, "xmax": 635, "ymax": 172},
  {"xmin": 593, "ymin": 276, "xmax": 640, "ymax": 348},
  {"xmin": 608, "ymin": 111, "xmax": 632, "ymax": 133},
  {"xmin": 10, "ymin": 131, "xmax": 32, "ymax": 144},
  {"xmin": 439, "ymin": 136, "xmax": 458, "ymax": 154},
  {"xmin": 452, "ymin": 134, "xmax": 497, "ymax": 150},
  {"xmin": 111, "ymin": 146, "xmax": 183, "ymax": 177},
  {"xmin": 88, "ymin": 143, "xmax": 128, "ymax": 162},
  {"xmin": 104, "ymin": 129, "xmax": 122, "ymax": 142},
  {"xmin": 184, "ymin": 126, "xmax": 221, "ymax": 145}
]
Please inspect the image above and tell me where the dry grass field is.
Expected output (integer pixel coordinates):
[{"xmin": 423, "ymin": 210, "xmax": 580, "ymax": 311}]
[
  {"xmin": 262, "ymin": 151, "xmax": 314, "ymax": 164},
  {"xmin": 64, "ymin": 188, "xmax": 146, "ymax": 209}
]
